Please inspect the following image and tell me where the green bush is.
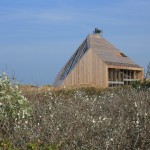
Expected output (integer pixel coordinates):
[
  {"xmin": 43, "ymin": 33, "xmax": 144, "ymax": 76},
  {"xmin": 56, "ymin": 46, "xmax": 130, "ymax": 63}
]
[
  {"xmin": 131, "ymin": 80, "xmax": 142, "ymax": 89},
  {"xmin": 0, "ymin": 140, "xmax": 16, "ymax": 150},
  {"xmin": 142, "ymin": 79, "xmax": 150, "ymax": 88},
  {"xmin": 132, "ymin": 80, "xmax": 150, "ymax": 89},
  {"xmin": 0, "ymin": 72, "xmax": 31, "ymax": 129}
]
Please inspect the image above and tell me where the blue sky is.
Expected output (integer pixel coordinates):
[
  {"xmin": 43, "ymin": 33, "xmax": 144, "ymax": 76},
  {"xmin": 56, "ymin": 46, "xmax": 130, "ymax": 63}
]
[{"xmin": 0, "ymin": 0, "xmax": 150, "ymax": 85}]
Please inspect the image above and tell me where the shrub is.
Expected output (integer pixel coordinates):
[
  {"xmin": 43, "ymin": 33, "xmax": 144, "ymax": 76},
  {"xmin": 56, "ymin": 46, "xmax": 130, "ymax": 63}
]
[
  {"xmin": 0, "ymin": 72, "xmax": 31, "ymax": 145},
  {"xmin": 1, "ymin": 76, "xmax": 150, "ymax": 149},
  {"xmin": 132, "ymin": 80, "xmax": 150, "ymax": 89},
  {"xmin": 145, "ymin": 61, "xmax": 150, "ymax": 79},
  {"xmin": 131, "ymin": 80, "xmax": 142, "ymax": 89},
  {"xmin": 0, "ymin": 72, "xmax": 31, "ymax": 120}
]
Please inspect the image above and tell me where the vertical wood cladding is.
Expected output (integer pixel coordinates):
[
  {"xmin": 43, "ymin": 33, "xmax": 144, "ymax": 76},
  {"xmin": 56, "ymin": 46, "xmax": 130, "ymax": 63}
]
[{"xmin": 61, "ymin": 49, "xmax": 107, "ymax": 88}]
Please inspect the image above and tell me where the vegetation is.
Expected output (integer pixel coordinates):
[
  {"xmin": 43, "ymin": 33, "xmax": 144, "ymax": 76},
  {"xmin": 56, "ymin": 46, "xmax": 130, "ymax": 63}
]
[
  {"xmin": 145, "ymin": 62, "xmax": 150, "ymax": 79},
  {"xmin": 0, "ymin": 72, "xmax": 150, "ymax": 149},
  {"xmin": 132, "ymin": 62, "xmax": 150, "ymax": 89}
]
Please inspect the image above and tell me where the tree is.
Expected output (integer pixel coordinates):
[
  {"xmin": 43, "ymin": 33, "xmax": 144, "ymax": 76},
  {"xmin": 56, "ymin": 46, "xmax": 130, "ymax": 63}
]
[{"xmin": 145, "ymin": 62, "xmax": 150, "ymax": 79}]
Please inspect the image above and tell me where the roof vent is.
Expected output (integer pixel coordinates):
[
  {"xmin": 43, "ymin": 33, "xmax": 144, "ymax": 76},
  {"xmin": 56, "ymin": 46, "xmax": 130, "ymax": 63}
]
[{"xmin": 93, "ymin": 28, "xmax": 102, "ymax": 34}]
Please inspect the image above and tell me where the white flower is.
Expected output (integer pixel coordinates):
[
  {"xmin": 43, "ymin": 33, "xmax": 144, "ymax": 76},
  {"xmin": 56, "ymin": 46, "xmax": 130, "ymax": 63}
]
[
  {"xmin": 0, "ymin": 102, "xmax": 3, "ymax": 106},
  {"xmin": 15, "ymin": 85, "xmax": 19, "ymax": 89},
  {"xmin": 92, "ymin": 119, "xmax": 96, "ymax": 123},
  {"xmin": 103, "ymin": 117, "xmax": 107, "ymax": 121}
]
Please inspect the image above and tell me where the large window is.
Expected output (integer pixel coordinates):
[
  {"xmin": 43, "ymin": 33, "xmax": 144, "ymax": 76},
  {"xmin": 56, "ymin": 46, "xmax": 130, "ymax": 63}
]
[{"xmin": 108, "ymin": 68, "xmax": 137, "ymax": 87}]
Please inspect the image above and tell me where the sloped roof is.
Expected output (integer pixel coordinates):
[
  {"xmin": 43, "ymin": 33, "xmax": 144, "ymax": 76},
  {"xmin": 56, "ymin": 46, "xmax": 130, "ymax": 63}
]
[{"xmin": 88, "ymin": 34, "xmax": 141, "ymax": 68}]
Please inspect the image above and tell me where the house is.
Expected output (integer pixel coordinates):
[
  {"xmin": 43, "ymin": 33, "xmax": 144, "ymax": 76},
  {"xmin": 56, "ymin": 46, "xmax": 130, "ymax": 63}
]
[{"xmin": 53, "ymin": 29, "xmax": 144, "ymax": 88}]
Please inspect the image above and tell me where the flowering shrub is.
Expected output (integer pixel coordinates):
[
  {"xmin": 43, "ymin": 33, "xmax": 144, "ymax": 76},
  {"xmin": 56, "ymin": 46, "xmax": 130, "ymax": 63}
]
[
  {"xmin": 1, "ymin": 81, "xmax": 150, "ymax": 149},
  {"xmin": 0, "ymin": 73, "xmax": 31, "ymax": 132}
]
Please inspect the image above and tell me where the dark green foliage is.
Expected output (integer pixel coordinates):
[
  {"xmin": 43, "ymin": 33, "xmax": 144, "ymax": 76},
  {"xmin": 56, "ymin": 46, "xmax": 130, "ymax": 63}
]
[
  {"xmin": 131, "ymin": 80, "xmax": 142, "ymax": 89},
  {"xmin": 132, "ymin": 80, "xmax": 150, "ymax": 89},
  {"xmin": 142, "ymin": 80, "xmax": 150, "ymax": 88}
]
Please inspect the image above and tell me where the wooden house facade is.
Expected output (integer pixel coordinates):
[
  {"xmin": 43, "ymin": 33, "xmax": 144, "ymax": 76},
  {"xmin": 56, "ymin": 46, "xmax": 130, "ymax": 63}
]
[{"xmin": 53, "ymin": 31, "xmax": 143, "ymax": 88}]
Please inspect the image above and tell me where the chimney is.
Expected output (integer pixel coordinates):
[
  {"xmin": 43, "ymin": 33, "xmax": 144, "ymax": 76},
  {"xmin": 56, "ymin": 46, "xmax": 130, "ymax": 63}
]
[{"xmin": 93, "ymin": 28, "xmax": 103, "ymax": 36}]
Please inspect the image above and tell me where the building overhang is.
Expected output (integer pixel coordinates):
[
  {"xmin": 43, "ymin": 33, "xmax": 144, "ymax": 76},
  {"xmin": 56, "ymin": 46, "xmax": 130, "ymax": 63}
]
[{"xmin": 106, "ymin": 64, "xmax": 143, "ymax": 71}]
